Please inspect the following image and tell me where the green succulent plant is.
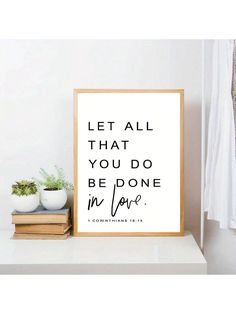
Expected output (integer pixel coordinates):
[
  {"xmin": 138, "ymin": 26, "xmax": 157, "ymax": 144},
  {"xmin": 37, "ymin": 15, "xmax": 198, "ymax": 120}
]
[
  {"xmin": 12, "ymin": 180, "xmax": 38, "ymax": 196},
  {"xmin": 34, "ymin": 166, "xmax": 73, "ymax": 191}
]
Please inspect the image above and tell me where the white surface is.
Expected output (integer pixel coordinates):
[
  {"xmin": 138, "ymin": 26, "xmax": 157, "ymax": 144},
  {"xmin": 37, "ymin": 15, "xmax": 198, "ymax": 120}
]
[
  {"xmin": 77, "ymin": 92, "xmax": 181, "ymax": 233},
  {"xmin": 0, "ymin": 40, "xmax": 201, "ymax": 242},
  {"xmin": 0, "ymin": 230, "xmax": 206, "ymax": 274}
]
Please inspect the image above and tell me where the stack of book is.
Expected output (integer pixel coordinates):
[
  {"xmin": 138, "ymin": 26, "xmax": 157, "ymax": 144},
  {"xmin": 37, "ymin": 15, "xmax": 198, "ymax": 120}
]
[{"xmin": 11, "ymin": 206, "xmax": 71, "ymax": 240}]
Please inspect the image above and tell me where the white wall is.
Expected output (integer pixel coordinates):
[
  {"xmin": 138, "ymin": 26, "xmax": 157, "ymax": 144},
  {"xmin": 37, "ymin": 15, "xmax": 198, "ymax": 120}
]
[{"xmin": 0, "ymin": 40, "xmax": 202, "ymax": 244}]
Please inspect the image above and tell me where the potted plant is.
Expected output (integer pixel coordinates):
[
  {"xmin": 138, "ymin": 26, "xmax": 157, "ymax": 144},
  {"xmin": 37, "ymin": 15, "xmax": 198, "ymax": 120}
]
[
  {"xmin": 11, "ymin": 180, "xmax": 39, "ymax": 212},
  {"xmin": 35, "ymin": 166, "xmax": 73, "ymax": 210}
]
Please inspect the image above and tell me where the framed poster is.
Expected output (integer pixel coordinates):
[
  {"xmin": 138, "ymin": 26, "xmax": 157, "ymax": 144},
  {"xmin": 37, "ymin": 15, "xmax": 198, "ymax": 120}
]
[{"xmin": 73, "ymin": 89, "xmax": 184, "ymax": 236}]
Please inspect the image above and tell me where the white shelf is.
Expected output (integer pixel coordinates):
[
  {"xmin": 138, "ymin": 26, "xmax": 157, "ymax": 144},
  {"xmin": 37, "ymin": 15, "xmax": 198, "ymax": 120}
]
[{"xmin": 0, "ymin": 230, "xmax": 207, "ymax": 274}]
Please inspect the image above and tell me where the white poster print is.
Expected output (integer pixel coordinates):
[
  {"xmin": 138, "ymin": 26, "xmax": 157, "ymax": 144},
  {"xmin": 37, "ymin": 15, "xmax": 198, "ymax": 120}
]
[{"xmin": 75, "ymin": 91, "xmax": 183, "ymax": 234}]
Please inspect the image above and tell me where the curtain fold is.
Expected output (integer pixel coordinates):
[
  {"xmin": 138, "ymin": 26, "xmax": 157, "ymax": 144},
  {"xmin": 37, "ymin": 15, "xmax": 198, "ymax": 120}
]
[{"xmin": 204, "ymin": 40, "xmax": 236, "ymax": 229}]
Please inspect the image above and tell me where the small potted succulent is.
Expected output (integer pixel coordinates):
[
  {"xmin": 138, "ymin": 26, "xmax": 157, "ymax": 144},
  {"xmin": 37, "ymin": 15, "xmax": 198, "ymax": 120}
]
[
  {"xmin": 11, "ymin": 180, "xmax": 39, "ymax": 212},
  {"xmin": 35, "ymin": 166, "xmax": 73, "ymax": 210}
]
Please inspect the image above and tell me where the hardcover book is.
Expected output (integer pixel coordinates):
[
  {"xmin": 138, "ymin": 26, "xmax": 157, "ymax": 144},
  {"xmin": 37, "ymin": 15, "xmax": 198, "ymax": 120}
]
[
  {"xmin": 12, "ymin": 206, "xmax": 70, "ymax": 224},
  {"xmin": 15, "ymin": 222, "xmax": 71, "ymax": 235},
  {"xmin": 12, "ymin": 231, "xmax": 71, "ymax": 240}
]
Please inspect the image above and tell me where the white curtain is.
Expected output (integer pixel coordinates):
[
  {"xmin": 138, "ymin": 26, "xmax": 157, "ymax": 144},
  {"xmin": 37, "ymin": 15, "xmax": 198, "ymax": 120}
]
[{"xmin": 204, "ymin": 40, "xmax": 236, "ymax": 229}]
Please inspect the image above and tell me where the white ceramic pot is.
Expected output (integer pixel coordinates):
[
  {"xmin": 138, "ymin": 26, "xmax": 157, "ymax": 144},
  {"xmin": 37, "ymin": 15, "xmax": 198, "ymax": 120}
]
[
  {"xmin": 11, "ymin": 193, "xmax": 40, "ymax": 212},
  {"xmin": 40, "ymin": 189, "xmax": 67, "ymax": 210}
]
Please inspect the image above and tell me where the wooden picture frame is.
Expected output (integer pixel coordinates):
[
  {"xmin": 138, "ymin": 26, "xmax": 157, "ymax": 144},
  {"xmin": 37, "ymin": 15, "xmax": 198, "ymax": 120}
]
[{"xmin": 73, "ymin": 89, "xmax": 184, "ymax": 236}]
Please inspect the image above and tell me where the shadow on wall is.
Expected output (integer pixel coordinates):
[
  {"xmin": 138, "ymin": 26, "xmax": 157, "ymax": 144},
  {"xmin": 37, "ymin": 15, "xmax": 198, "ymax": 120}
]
[
  {"xmin": 66, "ymin": 190, "xmax": 74, "ymax": 211},
  {"xmin": 184, "ymin": 101, "xmax": 201, "ymax": 245}
]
